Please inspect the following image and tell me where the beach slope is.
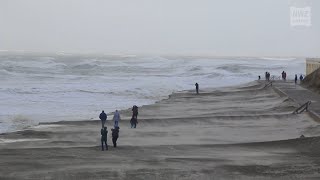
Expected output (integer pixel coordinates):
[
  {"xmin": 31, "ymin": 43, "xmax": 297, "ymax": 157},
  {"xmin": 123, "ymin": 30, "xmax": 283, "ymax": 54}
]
[{"xmin": 1, "ymin": 81, "xmax": 320, "ymax": 179}]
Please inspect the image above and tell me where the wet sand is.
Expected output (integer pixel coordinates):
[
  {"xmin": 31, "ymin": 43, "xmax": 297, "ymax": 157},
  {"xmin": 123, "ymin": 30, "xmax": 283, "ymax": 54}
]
[{"xmin": 1, "ymin": 81, "xmax": 320, "ymax": 179}]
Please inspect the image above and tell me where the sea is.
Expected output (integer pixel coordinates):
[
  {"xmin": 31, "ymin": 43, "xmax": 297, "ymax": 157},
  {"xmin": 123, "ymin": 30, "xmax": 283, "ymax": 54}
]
[{"xmin": 0, "ymin": 53, "xmax": 305, "ymax": 133}]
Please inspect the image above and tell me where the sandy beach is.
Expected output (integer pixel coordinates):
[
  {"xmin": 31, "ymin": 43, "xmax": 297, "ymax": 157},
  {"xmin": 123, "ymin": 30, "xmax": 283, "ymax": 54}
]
[
  {"xmin": 1, "ymin": 0, "xmax": 318, "ymax": 179},
  {"xmin": 1, "ymin": 81, "xmax": 320, "ymax": 179}
]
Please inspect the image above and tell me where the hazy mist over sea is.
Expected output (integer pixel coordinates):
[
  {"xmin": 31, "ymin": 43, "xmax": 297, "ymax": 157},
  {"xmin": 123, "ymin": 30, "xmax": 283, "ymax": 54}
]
[{"xmin": 0, "ymin": 0, "xmax": 319, "ymax": 57}]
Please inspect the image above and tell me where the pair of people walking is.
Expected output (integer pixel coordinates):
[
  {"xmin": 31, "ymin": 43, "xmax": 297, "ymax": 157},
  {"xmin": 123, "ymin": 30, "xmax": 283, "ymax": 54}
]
[
  {"xmin": 99, "ymin": 110, "xmax": 121, "ymax": 151},
  {"xmin": 295, "ymin": 74, "xmax": 304, "ymax": 84},
  {"xmin": 100, "ymin": 126, "xmax": 120, "ymax": 150},
  {"xmin": 101, "ymin": 127, "xmax": 120, "ymax": 151},
  {"xmin": 99, "ymin": 110, "xmax": 121, "ymax": 128},
  {"xmin": 265, "ymin": 72, "xmax": 270, "ymax": 81}
]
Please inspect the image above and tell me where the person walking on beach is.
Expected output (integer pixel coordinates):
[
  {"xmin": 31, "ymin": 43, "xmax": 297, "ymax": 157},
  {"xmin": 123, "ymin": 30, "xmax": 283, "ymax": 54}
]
[
  {"xmin": 295, "ymin": 74, "xmax": 298, "ymax": 84},
  {"xmin": 130, "ymin": 115, "xmax": 138, "ymax": 128},
  {"xmin": 300, "ymin": 75, "xmax": 304, "ymax": 82},
  {"xmin": 284, "ymin": 72, "xmax": 287, "ymax": 80},
  {"xmin": 101, "ymin": 127, "xmax": 108, "ymax": 151},
  {"xmin": 195, "ymin": 83, "xmax": 199, "ymax": 94},
  {"xmin": 113, "ymin": 110, "xmax": 121, "ymax": 128},
  {"xmin": 111, "ymin": 126, "xmax": 120, "ymax": 147},
  {"xmin": 132, "ymin": 105, "xmax": 138, "ymax": 119},
  {"xmin": 99, "ymin": 110, "xmax": 107, "ymax": 128}
]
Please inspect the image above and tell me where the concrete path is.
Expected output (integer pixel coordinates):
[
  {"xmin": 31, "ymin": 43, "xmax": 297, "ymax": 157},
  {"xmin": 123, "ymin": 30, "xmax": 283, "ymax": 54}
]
[{"xmin": 271, "ymin": 80, "xmax": 320, "ymax": 120}]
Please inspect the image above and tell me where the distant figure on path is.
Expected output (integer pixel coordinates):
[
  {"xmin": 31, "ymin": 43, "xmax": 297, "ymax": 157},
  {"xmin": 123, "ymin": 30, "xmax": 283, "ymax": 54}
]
[
  {"xmin": 130, "ymin": 115, "xmax": 138, "ymax": 128},
  {"xmin": 284, "ymin": 72, "xmax": 287, "ymax": 80},
  {"xmin": 195, "ymin": 83, "xmax": 199, "ymax": 94},
  {"xmin": 300, "ymin": 75, "xmax": 304, "ymax": 82},
  {"xmin": 132, "ymin": 105, "xmax": 138, "ymax": 120},
  {"xmin": 113, "ymin": 110, "xmax": 121, "ymax": 128},
  {"xmin": 264, "ymin": 72, "xmax": 270, "ymax": 81},
  {"xmin": 295, "ymin": 74, "xmax": 298, "ymax": 84},
  {"xmin": 265, "ymin": 72, "xmax": 268, "ymax": 80},
  {"xmin": 99, "ymin": 110, "xmax": 107, "ymax": 128},
  {"xmin": 111, "ymin": 126, "xmax": 120, "ymax": 147},
  {"xmin": 101, "ymin": 127, "xmax": 108, "ymax": 151},
  {"xmin": 258, "ymin": 76, "xmax": 261, "ymax": 80}
]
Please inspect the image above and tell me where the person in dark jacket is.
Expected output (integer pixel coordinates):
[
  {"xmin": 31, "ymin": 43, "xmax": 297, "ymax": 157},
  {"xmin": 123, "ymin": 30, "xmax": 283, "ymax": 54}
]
[
  {"xmin": 132, "ymin": 105, "xmax": 138, "ymax": 119},
  {"xmin": 295, "ymin": 74, "xmax": 298, "ymax": 84},
  {"xmin": 300, "ymin": 75, "xmax": 304, "ymax": 82},
  {"xmin": 111, "ymin": 126, "xmax": 120, "ymax": 147},
  {"xmin": 101, "ymin": 127, "xmax": 108, "ymax": 151},
  {"xmin": 99, "ymin": 110, "xmax": 107, "ymax": 128},
  {"xmin": 130, "ymin": 115, "xmax": 137, "ymax": 128},
  {"xmin": 266, "ymin": 71, "xmax": 271, "ymax": 81},
  {"xmin": 265, "ymin": 72, "xmax": 268, "ymax": 80},
  {"xmin": 284, "ymin": 72, "xmax": 287, "ymax": 80},
  {"xmin": 195, "ymin": 83, "xmax": 199, "ymax": 94}
]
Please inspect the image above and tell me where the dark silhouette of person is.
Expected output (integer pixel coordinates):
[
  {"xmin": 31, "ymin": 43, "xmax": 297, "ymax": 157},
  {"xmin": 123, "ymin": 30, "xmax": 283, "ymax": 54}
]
[
  {"xmin": 99, "ymin": 110, "xmax": 107, "ymax": 128},
  {"xmin": 258, "ymin": 76, "xmax": 261, "ymax": 80},
  {"xmin": 282, "ymin": 71, "xmax": 285, "ymax": 80},
  {"xmin": 265, "ymin": 72, "xmax": 270, "ymax": 81},
  {"xmin": 284, "ymin": 72, "xmax": 287, "ymax": 80},
  {"xmin": 300, "ymin": 75, "xmax": 304, "ymax": 82},
  {"xmin": 132, "ymin": 105, "xmax": 138, "ymax": 119},
  {"xmin": 265, "ymin": 72, "xmax": 268, "ymax": 80},
  {"xmin": 130, "ymin": 115, "xmax": 137, "ymax": 128},
  {"xmin": 195, "ymin": 83, "xmax": 199, "ymax": 94},
  {"xmin": 101, "ymin": 127, "xmax": 108, "ymax": 151},
  {"xmin": 111, "ymin": 126, "xmax": 120, "ymax": 147},
  {"xmin": 295, "ymin": 74, "xmax": 298, "ymax": 84}
]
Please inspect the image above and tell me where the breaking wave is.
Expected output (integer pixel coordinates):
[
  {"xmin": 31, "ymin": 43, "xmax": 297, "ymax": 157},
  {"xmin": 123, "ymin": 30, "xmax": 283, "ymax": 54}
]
[{"xmin": 0, "ymin": 54, "xmax": 305, "ymax": 133}]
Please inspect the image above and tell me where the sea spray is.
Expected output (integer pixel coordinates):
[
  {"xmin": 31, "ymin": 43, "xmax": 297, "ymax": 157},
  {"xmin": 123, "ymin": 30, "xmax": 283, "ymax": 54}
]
[{"xmin": 0, "ymin": 54, "xmax": 305, "ymax": 133}]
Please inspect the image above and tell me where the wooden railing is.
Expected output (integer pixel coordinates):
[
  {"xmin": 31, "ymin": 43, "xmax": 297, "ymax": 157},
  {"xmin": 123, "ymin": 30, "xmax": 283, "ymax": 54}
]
[{"xmin": 293, "ymin": 101, "xmax": 312, "ymax": 114}]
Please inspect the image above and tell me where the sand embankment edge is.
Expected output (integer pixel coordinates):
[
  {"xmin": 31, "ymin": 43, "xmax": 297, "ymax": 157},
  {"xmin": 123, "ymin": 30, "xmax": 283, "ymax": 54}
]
[{"xmin": 272, "ymin": 84, "xmax": 320, "ymax": 122}]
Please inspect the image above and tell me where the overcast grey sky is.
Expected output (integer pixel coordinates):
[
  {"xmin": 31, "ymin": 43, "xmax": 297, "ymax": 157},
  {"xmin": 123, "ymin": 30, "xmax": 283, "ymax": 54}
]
[{"xmin": 0, "ymin": 0, "xmax": 319, "ymax": 56}]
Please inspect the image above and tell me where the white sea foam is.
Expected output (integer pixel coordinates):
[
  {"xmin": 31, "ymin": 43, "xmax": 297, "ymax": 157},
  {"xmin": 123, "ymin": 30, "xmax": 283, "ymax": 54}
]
[
  {"xmin": 0, "ymin": 138, "xmax": 46, "ymax": 143},
  {"xmin": 32, "ymin": 124, "xmax": 64, "ymax": 129},
  {"xmin": 0, "ymin": 55, "xmax": 306, "ymax": 133}
]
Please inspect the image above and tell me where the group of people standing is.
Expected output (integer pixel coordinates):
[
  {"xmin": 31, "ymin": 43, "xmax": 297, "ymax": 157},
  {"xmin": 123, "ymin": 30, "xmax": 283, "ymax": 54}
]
[
  {"xmin": 260, "ymin": 71, "xmax": 304, "ymax": 84},
  {"xmin": 99, "ymin": 105, "xmax": 139, "ymax": 151}
]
